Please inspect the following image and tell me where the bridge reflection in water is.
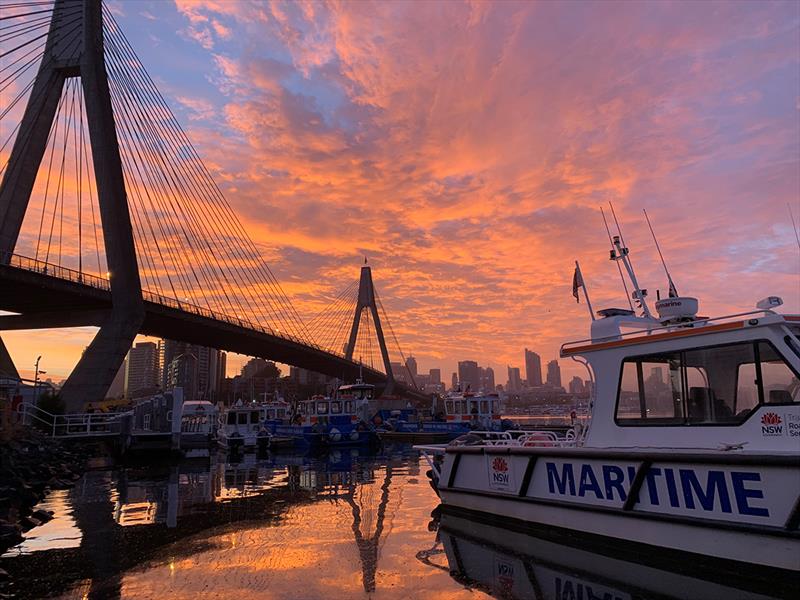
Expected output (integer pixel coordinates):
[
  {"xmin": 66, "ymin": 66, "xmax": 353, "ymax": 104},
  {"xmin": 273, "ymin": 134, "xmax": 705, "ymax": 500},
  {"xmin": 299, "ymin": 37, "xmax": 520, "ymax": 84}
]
[
  {"xmin": 3, "ymin": 448, "xmax": 791, "ymax": 600},
  {"xmin": 0, "ymin": 447, "xmax": 456, "ymax": 600}
]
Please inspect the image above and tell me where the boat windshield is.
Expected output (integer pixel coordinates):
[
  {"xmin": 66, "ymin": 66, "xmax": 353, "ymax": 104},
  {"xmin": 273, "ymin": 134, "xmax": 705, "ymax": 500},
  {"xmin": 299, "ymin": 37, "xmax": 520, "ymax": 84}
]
[{"xmin": 616, "ymin": 339, "xmax": 799, "ymax": 426}]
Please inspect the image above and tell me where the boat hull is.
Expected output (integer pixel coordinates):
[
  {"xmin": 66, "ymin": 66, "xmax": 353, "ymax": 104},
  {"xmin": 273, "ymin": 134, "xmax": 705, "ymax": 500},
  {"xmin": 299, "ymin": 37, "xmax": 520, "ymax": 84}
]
[
  {"xmin": 272, "ymin": 425, "xmax": 378, "ymax": 447},
  {"xmin": 435, "ymin": 446, "xmax": 800, "ymax": 571}
]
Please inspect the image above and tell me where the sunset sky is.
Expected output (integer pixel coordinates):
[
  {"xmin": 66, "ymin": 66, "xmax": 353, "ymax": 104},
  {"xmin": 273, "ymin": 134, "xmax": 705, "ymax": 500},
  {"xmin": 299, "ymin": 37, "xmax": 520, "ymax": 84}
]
[{"xmin": 3, "ymin": 0, "xmax": 799, "ymax": 384}]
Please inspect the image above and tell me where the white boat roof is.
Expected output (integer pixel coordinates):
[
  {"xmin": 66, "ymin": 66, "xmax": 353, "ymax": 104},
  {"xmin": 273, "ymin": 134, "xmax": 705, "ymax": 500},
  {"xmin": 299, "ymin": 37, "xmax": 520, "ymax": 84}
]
[{"xmin": 561, "ymin": 311, "xmax": 799, "ymax": 357}]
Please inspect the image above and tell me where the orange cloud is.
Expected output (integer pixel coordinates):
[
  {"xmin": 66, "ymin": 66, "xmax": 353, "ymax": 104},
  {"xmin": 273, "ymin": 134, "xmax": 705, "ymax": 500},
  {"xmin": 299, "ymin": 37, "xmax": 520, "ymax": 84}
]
[{"xmin": 3, "ymin": 0, "xmax": 799, "ymax": 383}]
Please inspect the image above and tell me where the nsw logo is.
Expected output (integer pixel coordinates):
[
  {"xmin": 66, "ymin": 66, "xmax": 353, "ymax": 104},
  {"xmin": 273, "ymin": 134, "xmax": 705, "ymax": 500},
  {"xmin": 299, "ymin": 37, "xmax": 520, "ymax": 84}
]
[
  {"xmin": 761, "ymin": 412, "xmax": 783, "ymax": 436},
  {"xmin": 487, "ymin": 455, "xmax": 514, "ymax": 491}
]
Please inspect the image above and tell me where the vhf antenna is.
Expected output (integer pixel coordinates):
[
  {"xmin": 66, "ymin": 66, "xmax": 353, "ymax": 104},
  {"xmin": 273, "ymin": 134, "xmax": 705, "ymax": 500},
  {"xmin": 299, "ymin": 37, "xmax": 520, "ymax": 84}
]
[
  {"xmin": 600, "ymin": 206, "xmax": 635, "ymax": 311},
  {"xmin": 607, "ymin": 202, "xmax": 653, "ymax": 319},
  {"xmin": 643, "ymin": 209, "xmax": 678, "ymax": 298},
  {"xmin": 789, "ymin": 202, "xmax": 800, "ymax": 252}
]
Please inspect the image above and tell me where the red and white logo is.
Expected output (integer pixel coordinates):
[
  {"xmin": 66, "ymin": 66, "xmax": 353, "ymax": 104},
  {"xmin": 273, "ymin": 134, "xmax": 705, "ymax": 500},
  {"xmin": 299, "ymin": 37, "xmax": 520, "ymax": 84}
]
[
  {"xmin": 761, "ymin": 412, "xmax": 784, "ymax": 436},
  {"xmin": 487, "ymin": 455, "xmax": 513, "ymax": 490},
  {"xmin": 492, "ymin": 457, "xmax": 508, "ymax": 473}
]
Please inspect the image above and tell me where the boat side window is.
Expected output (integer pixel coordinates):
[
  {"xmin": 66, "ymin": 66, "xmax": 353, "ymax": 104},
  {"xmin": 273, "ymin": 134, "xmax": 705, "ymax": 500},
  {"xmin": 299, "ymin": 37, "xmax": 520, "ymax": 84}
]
[
  {"xmin": 331, "ymin": 401, "xmax": 342, "ymax": 414},
  {"xmin": 454, "ymin": 400, "xmax": 463, "ymax": 415},
  {"xmin": 237, "ymin": 412, "xmax": 248, "ymax": 425},
  {"xmin": 617, "ymin": 353, "xmax": 683, "ymax": 424},
  {"xmin": 227, "ymin": 412, "xmax": 237, "ymax": 425},
  {"xmin": 317, "ymin": 402, "xmax": 329, "ymax": 415},
  {"xmin": 683, "ymin": 345, "xmax": 743, "ymax": 422},
  {"xmin": 345, "ymin": 400, "xmax": 353, "ymax": 413},
  {"xmin": 758, "ymin": 342, "xmax": 799, "ymax": 404},
  {"xmin": 446, "ymin": 400, "xmax": 454, "ymax": 414},
  {"xmin": 480, "ymin": 400, "xmax": 488, "ymax": 414},
  {"xmin": 616, "ymin": 340, "xmax": 799, "ymax": 426},
  {"xmin": 251, "ymin": 411, "xmax": 260, "ymax": 424}
]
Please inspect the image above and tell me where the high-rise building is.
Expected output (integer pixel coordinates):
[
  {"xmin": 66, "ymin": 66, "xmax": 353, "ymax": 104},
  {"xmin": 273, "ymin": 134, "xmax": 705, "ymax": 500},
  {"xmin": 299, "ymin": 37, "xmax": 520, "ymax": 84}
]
[
  {"xmin": 451, "ymin": 372, "xmax": 458, "ymax": 391},
  {"xmin": 159, "ymin": 340, "xmax": 223, "ymax": 401},
  {"xmin": 405, "ymin": 356, "xmax": 418, "ymax": 378},
  {"xmin": 458, "ymin": 360, "xmax": 480, "ymax": 391},
  {"xmin": 390, "ymin": 361, "xmax": 406, "ymax": 383},
  {"xmin": 166, "ymin": 352, "xmax": 198, "ymax": 401},
  {"xmin": 507, "ymin": 366, "xmax": 522, "ymax": 392},
  {"xmin": 429, "ymin": 368, "xmax": 441, "ymax": 385},
  {"xmin": 569, "ymin": 376, "xmax": 584, "ymax": 394},
  {"xmin": 546, "ymin": 359, "xmax": 562, "ymax": 388},
  {"xmin": 525, "ymin": 349, "xmax": 542, "ymax": 387},
  {"xmin": 124, "ymin": 342, "xmax": 159, "ymax": 398},
  {"xmin": 480, "ymin": 367, "xmax": 495, "ymax": 391}
]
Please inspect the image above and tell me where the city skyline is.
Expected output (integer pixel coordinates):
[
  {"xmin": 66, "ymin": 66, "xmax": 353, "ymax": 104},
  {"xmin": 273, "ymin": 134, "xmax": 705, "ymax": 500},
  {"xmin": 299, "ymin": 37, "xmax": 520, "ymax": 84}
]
[{"xmin": 2, "ymin": 0, "xmax": 798, "ymax": 387}]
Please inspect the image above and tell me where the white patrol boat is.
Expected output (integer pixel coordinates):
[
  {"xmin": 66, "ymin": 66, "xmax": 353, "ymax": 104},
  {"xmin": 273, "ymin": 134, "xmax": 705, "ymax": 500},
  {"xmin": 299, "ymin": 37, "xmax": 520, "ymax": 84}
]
[
  {"xmin": 218, "ymin": 399, "xmax": 284, "ymax": 450},
  {"xmin": 418, "ymin": 230, "xmax": 800, "ymax": 574}
]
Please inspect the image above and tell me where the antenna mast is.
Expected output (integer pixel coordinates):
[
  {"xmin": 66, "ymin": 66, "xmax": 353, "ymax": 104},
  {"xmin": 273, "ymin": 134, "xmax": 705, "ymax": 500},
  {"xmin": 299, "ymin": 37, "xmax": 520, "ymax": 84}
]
[
  {"xmin": 600, "ymin": 207, "xmax": 635, "ymax": 311},
  {"xmin": 607, "ymin": 203, "xmax": 653, "ymax": 319},
  {"xmin": 643, "ymin": 209, "xmax": 678, "ymax": 298},
  {"xmin": 789, "ymin": 203, "xmax": 800, "ymax": 252}
]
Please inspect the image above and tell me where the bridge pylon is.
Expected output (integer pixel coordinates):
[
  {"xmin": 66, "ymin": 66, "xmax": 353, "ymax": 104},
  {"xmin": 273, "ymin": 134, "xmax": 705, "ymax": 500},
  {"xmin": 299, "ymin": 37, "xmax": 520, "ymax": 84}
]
[
  {"xmin": 344, "ymin": 261, "xmax": 395, "ymax": 394},
  {"xmin": 0, "ymin": 0, "xmax": 143, "ymax": 410}
]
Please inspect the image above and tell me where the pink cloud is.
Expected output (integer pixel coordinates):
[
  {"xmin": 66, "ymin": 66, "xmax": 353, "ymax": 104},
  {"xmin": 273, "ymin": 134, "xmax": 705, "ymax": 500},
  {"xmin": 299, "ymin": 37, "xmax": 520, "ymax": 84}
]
[{"xmin": 4, "ymin": 0, "xmax": 799, "ymax": 383}]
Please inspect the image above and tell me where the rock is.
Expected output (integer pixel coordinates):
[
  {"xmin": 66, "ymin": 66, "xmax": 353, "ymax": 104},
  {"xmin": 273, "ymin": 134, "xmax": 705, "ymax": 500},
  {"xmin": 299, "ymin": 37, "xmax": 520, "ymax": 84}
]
[
  {"xmin": 0, "ymin": 568, "xmax": 8, "ymax": 580},
  {"xmin": 20, "ymin": 515, "xmax": 41, "ymax": 531},
  {"xmin": 0, "ymin": 521, "xmax": 23, "ymax": 549},
  {"xmin": 31, "ymin": 509, "xmax": 53, "ymax": 523}
]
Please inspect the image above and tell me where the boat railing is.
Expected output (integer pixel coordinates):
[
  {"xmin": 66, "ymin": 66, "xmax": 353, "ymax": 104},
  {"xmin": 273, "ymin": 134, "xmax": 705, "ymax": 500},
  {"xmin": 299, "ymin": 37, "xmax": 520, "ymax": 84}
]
[{"xmin": 561, "ymin": 309, "xmax": 781, "ymax": 355}]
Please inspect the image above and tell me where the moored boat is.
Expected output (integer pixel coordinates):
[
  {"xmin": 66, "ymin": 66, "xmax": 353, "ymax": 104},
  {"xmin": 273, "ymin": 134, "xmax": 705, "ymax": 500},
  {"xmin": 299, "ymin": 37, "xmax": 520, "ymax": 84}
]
[
  {"xmin": 418, "ymin": 232, "xmax": 800, "ymax": 572},
  {"xmin": 218, "ymin": 402, "xmax": 270, "ymax": 451},
  {"xmin": 378, "ymin": 390, "xmax": 504, "ymax": 442},
  {"xmin": 179, "ymin": 400, "xmax": 218, "ymax": 457},
  {"xmin": 272, "ymin": 380, "xmax": 378, "ymax": 447}
]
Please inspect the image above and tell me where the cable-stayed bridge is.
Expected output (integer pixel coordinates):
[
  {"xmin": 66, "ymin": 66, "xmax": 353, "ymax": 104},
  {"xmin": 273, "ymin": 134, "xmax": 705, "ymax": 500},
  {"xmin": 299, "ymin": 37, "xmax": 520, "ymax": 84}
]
[{"xmin": 0, "ymin": 0, "xmax": 425, "ymax": 410}]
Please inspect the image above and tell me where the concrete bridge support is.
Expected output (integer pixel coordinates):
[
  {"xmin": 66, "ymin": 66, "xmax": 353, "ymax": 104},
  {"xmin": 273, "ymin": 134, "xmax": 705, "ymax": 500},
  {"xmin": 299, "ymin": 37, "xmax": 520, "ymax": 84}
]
[
  {"xmin": 344, "ymin": 263, "xmax": 395, "ymax": 394},
  {"xmin": 0, "ymin": 1, "xmax": 142, "ymax": 411}
]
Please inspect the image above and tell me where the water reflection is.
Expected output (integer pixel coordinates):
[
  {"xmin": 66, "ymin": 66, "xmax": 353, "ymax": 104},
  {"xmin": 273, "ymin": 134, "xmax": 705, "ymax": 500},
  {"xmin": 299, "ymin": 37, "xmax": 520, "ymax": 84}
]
[
  {"xmin": 1, "ymin": 447, "xmax": 480, "ymax": 600},
  {"xmin": 2, "ymin": 448, "xmax": 790, "ymax": 599},
  {"xmin": 424, "ymin": 511, "xmax": 794, "ymax": 600}
]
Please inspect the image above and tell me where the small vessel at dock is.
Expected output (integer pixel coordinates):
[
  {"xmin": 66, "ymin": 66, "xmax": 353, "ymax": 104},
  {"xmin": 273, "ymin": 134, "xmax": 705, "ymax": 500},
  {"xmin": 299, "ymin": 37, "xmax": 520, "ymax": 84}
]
[
  {"xmin": 418, "ymin": 226, "xmax": 800, "ymax": 573},
  {"xmin": 179, "ymin": 400, "xmax": 218, "ymax": 457},
  {"xmin": 217, "ymin": 401, "xmax": 281, "ymax": 451},
  {"xmin": 271, "ymin": 380, "xmax": 378, "ymax": 448},
  {"xmin": 377, "ymin": 390, "xmax": 504, "ymax": 443}
]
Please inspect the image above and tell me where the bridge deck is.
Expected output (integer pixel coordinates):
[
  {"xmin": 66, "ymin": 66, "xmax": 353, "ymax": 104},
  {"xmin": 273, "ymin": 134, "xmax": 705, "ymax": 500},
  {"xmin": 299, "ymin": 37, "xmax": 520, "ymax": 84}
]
[{"xmin": 0, "ymin": 257, "xmax": 428, "ymax": 400}]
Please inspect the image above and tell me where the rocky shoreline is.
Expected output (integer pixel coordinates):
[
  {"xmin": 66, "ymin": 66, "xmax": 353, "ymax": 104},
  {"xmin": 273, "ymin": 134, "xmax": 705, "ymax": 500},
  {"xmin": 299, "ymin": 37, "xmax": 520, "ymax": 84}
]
[{"xmin": 0, "ymin": 430, "xmax": 86, "ymax": 558}]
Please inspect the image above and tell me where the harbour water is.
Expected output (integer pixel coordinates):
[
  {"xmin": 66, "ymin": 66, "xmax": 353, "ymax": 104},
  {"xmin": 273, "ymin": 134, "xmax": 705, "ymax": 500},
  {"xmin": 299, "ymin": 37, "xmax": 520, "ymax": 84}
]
[{"xmin": 0, "ymin": 445, "xmax": 792, "ymax": 600}]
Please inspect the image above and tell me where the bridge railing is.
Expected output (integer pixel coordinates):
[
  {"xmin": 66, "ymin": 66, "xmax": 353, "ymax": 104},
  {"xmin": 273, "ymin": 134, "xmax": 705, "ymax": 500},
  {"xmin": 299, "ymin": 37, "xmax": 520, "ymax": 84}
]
[
  {"xmin": 18, "ymin": 402, "xmax": 128, "ymax": 438},
  {"xmin": 3, "ymin": 252, "xmax": 323, "ymax": 350},
  {"xmin": 2, "ymin": 252, "xmax": 111, "ymax": 291}
]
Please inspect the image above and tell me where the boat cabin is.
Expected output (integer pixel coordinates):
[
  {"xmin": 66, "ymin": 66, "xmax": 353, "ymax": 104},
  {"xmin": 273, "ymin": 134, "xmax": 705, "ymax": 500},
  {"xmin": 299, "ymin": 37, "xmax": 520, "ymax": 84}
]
[
  {"xmin": 224, "ymin": 404, "xmax": 266, "ymax": 433},
  {"xmin": 562, "ymin": 312, "xmax": 800, "ymax": 450},
  {"xmin": 262, "ymin": 399, "xmax": 290, "ymax": 421},
  {"xmin": 181, "ymin": 400, "xmax": 217, "ymax": 434},
  {"xmin": 336, "ymin": 381, "xmax": 375, "ymax": 401},
  {"xmin": 297, "ymin": 394, "xmax": 366, "ymax": 424},
  {"xmin": 440, "ymin": 392, "xmax": 501, "ymax": 424}
]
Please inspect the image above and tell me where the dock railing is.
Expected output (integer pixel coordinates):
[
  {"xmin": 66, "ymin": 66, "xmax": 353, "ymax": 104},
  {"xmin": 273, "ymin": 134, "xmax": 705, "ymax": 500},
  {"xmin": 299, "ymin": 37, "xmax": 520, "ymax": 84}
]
[{"xmin": 17, "ymin": 402, "xmax": 129, "ymax": 438}]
